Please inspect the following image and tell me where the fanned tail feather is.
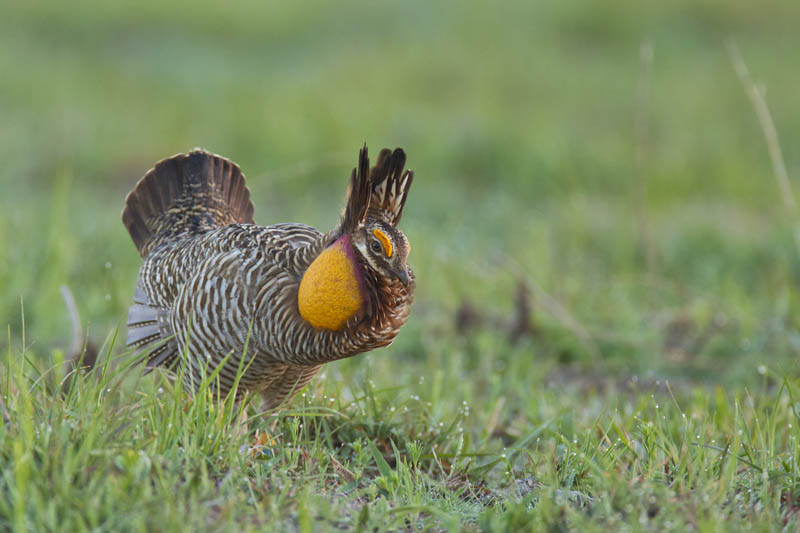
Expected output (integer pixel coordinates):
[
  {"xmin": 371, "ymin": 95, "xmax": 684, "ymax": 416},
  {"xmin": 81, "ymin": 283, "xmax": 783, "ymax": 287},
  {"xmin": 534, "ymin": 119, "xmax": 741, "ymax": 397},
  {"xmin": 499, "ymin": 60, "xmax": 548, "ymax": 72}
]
[{"xmin": 122, "ymin": 149, "xmax": 255, "ymax": 258}]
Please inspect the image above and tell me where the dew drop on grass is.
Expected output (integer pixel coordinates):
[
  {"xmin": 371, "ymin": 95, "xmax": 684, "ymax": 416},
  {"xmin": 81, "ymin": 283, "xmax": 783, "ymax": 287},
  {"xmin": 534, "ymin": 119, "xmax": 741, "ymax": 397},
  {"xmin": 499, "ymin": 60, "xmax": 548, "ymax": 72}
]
[
  {"xmin": 105, "ymin": 294, "xmax": 111, "ymax": 301},
  {"xmin": 105, "ymin": 262, "xmax": 112, "ymax": 269},
  {"xmin": 757, "ymin": 365, "xmax": 767, "ymax": 375}
]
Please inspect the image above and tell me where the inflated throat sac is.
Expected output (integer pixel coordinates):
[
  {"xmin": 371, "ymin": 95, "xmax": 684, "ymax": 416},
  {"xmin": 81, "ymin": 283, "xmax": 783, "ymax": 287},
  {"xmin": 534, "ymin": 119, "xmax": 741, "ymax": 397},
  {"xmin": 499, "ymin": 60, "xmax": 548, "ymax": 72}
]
[{"xmin": 298, "ymin": 236, "xmax": 364, "ymax": 331}]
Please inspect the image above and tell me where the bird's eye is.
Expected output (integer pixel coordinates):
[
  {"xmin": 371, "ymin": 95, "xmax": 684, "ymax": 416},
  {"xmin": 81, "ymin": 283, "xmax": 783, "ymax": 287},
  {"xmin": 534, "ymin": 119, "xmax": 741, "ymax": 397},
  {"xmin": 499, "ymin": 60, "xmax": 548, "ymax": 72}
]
[{"xmin": 370, "ymin": 240, "xmax": 383, "ymax": 254}]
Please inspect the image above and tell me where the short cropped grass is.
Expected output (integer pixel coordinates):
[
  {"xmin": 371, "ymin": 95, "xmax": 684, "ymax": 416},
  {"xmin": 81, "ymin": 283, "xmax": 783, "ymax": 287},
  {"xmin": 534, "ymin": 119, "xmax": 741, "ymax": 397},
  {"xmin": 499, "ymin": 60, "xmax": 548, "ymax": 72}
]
[{"xmin": 3, "ymin": 0, "xmax": 800, "ymax": 530}]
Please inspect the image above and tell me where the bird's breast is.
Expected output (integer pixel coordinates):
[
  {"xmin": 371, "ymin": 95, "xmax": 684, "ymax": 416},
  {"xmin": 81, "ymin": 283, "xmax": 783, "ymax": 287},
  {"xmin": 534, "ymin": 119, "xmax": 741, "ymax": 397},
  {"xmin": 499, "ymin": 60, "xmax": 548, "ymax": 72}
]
[{"xmin": 297, "ymin": 235, "xmax": 365, "ymax": 331}]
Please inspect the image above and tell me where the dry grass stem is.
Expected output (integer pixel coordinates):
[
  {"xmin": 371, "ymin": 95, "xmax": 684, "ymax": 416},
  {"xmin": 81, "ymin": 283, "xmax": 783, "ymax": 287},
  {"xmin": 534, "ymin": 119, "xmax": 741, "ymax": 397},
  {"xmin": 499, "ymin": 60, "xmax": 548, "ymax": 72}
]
[
  {"xmin": 727, "ymin": 41, "xmax": 800, "ymax": 254},
  {"xmin": 634, "ymin": 40, "xmax": 657, "ymax": 278}
]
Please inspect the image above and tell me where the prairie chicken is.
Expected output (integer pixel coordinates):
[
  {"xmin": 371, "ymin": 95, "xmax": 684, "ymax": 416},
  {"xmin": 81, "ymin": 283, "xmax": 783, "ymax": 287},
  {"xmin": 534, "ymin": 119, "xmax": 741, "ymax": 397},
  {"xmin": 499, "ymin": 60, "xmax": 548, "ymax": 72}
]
[{"xmin": 122, "ymin": 146, "xmax": 415, "ymax": 408}]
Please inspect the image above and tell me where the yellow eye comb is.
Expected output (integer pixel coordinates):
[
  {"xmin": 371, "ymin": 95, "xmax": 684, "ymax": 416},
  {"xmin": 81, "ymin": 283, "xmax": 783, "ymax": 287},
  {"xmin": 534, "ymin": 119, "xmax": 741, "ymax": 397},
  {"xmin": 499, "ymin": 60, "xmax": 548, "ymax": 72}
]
[{"xmin": 372, "ymin": 229, "xmax": 393, "ymax": 258}]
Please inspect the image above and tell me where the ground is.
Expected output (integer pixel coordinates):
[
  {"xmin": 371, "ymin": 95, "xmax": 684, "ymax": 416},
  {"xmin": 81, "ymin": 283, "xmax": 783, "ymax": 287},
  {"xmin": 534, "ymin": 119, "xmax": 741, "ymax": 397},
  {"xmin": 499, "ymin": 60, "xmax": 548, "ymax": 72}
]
[{"xmin": 2, "ymin": 0, "xmax": 800, "ymax": 530}]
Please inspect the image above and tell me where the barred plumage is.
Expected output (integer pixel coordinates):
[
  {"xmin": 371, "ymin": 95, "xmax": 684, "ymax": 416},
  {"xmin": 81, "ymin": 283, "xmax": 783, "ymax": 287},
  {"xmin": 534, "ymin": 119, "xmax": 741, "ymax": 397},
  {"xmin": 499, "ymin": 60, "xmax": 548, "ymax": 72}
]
[{"xmin": 123, "ymin": 147, "xmax": 415, "ymax": 408}]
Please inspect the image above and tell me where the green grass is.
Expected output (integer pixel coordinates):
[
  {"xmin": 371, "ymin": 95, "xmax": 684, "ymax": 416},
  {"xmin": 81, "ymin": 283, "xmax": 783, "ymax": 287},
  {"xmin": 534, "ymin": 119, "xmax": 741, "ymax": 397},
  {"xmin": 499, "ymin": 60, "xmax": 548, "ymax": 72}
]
[{"xmin": 3, "ymin": 0, "xmax": 800, "ymax": 530}]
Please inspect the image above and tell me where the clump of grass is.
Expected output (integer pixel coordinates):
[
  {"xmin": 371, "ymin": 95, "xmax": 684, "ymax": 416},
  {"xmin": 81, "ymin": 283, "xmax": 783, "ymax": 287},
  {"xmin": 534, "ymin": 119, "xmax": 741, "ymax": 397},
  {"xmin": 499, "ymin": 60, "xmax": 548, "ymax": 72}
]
[{"xmin": 4, "ymin": 315, "xmax": 800, "ymax": 529}]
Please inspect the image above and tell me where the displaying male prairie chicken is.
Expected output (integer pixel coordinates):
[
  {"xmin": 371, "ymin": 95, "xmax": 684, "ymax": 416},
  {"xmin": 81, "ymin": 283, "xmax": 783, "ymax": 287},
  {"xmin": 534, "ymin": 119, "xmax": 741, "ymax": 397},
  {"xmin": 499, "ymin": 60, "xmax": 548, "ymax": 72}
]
[{"xmin": 122, "ymin": 146, "xmax": 415, "ymax": 408}]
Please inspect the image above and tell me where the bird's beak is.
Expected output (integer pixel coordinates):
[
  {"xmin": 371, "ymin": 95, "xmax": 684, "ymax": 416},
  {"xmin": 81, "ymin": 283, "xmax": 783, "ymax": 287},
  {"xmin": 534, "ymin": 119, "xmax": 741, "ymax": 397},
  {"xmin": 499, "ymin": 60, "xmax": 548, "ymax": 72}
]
[{"xmin": 393, "ymin": 268, "xmax": 410, "ymax": 287}]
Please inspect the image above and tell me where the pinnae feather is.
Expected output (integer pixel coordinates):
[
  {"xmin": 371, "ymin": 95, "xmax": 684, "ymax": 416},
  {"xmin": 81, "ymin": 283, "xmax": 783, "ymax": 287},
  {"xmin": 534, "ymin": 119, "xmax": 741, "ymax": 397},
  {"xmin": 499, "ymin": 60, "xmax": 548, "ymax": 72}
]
[{"xmin": 367, "ymin": 148, "xmax": 413, "ymax": 226}]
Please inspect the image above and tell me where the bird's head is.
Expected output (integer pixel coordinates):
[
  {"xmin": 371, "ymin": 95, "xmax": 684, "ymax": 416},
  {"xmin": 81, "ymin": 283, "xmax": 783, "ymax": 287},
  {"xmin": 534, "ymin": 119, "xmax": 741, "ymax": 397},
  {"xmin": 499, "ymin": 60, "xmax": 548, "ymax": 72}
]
[
  {"xmin": 351, "ymin": 220, "xmax": 411, "ymax": 287},
  {"xmin": 339, "ymin": 146, "xmax": 414, "ymax": 289}
]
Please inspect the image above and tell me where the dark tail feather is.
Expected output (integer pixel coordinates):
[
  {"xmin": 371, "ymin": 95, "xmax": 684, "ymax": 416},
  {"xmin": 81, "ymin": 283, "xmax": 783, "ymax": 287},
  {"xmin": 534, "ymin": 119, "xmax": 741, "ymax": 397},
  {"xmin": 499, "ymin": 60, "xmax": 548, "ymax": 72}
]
[{"xmin": 122, "ymin": 149, "xmax": 255, "ymax": 258}]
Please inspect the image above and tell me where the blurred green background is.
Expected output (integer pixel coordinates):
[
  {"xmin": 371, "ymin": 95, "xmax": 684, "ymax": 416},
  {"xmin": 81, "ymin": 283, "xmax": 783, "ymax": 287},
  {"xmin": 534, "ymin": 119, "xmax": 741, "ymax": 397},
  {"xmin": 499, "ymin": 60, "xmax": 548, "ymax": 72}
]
[{"xmin": 2, "ymin": 0, "xmax": 800, "ymax": 385}]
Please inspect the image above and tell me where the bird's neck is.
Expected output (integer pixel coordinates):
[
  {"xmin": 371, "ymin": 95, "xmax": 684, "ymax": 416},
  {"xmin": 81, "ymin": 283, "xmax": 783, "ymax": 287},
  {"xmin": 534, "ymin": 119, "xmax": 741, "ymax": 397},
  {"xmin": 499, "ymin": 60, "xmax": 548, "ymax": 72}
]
[{"xmin": 297, "ymin": 234, "xmax": 366, "ymax": 331}]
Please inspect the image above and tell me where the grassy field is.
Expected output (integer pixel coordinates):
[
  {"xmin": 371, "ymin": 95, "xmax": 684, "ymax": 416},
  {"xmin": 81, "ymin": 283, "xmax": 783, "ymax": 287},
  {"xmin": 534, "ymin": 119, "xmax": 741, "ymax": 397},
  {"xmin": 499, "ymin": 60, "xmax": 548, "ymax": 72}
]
[{"xmin": 3, "ymin": 0, "xmax": 800, "ymax": 530}]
